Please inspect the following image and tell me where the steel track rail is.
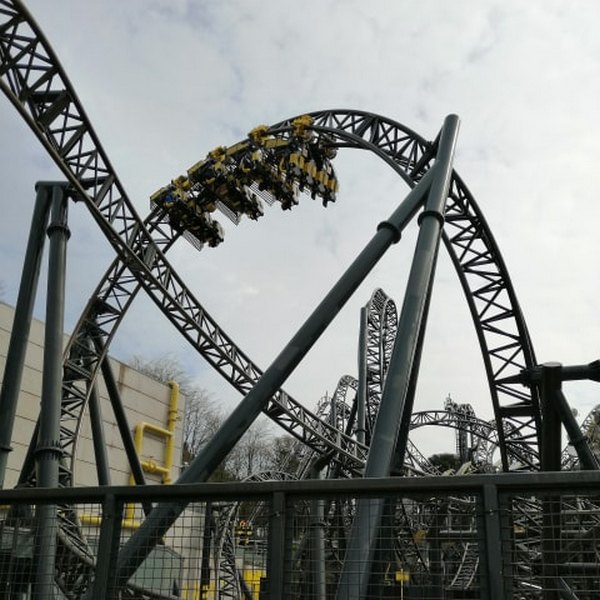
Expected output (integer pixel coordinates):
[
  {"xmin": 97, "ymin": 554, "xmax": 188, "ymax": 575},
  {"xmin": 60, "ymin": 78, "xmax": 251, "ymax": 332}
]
[
  {"xmin": 363, "ymin": 289, "xmax": 398, "ymax": 442},
  {"xmin": 2, "ymin": 0, "xmax": 541, "ymax": 489},
  {"xmin": 55, "ymin": 109, "xmax": 541, "ymax": 482},
  {"xmin": 212, "ymin": 471, "xmax": 292, "ymax": 598},
  {"xmin": 0, "ymin": 1, "xmax": 370, "ymax": 484},
  {"xmin": 0, "ymin": 5, "xmax": 543, "ymax": 593},
  {"xmin": 1, "ymin": 1, "xmax": 540, "ymax": 476},
  {"xmin": 410, "ymin": 409, "xmax": 535, "ymax": 467}
]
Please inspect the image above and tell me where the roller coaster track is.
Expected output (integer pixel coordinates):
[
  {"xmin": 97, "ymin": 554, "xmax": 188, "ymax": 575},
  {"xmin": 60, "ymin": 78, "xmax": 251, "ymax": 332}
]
[
  {"xmin": 0, "ymin": 11, "xmax": 551, "ymax": 598},
  {"xmin": 212, "ymin": 471, "xmax": 293, "ymax": 599},
  {"xmin": 563, "ymin": 404, "xmax": 600, "ymax": 469},
  {"xmin": 362, "ymin": 288, "xmax": 398, "ymax": 443},
  {"xmin": 410, "ymin": 409, "xmax": 536, "ymax": 468},
  {"xmin": 289, "ymin": 375, "xmax": 358, "ymax": 480},
  {"xmin": 175, "ymin": 283, "xmax": 511, "ymax": 599},
  {"xmin": 284, "ymin": 290, "xmax": 448, "ymax": 480},
  {"xmin": 1, "ymin": 1, "xmax": 541, "ymax": 486}
]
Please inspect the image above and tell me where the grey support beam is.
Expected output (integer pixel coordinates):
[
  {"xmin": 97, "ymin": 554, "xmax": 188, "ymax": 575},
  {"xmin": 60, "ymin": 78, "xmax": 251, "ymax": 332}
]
[
  {"xmin": 0, "ymin": 186, "xmax": 51, "ymax": 487},
  {"xmin": 114, "ymin": 162, "xmax": 436, "ymax": 587},
  {"xmin": 356, "ymin": 307, "xmax": 368, "ymax": 445},
  {"xmin": 33, "ymin": 183, "xmax": 70, "ymax": 600},
  {"xmin": 336, "ymin": 114, "xmax": 460, "ymax": 599}
]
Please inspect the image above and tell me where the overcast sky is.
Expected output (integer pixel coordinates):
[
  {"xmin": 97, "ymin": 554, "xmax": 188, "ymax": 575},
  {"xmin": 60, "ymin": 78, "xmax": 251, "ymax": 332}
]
[{"xmin": 2, "ymin": 0, "xmax": 600, "ymax": 457}]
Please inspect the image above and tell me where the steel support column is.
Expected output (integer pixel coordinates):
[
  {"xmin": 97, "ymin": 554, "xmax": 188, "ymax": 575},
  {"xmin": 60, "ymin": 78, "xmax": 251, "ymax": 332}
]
[
  {"xmin": 82, "ymin": 331, "xmax": 112, "ymax": 486},
  {"xmin": 335, "ymin": 114, "xmax": 459, "ymax": 600},
  {"xmin": 554, "ymin": 388, "xmax": 599, "ymax": 470},
  {"xmin": 540, "ymin": 362, "xmax": 562, "ymax": 473},
  {"xmin": 480, "ymin": 485, "xmax": 507, "ymax": 600},
  {"xmin": 33, "ymin": 183, "xmax": 70, "ymax": 600},
  {"xmin": 309, "ymin": 466, "xmax": 327, "ymax": 600},
  {"xmin": 199, "ymin": 502, "xmax": 213, "ymax": 600},
  {"xmin": 0, "ymin": 186, "xmax": 52, "ymax": 487},
  {"xmin": 88, "ymin": 384, "xmax": 111, "ymax": 486},
  {"xmin": 93, "ymin": 333, "xmax": 152, "ymax": 514},
  {"xmin": 393, "ymin": 242, "xmax": 438, "ymax": 473},
  {"xmin": 356, "ymin": 307, "xmax": 368, "ymax": 446},
  {"xmin": 268, "ymin": 492, "xmax": 287, "ymax": 600},
  {"xmin": 540, "ymin": 363, "xmax": 562, "ymax": 600},
  {"xmin": 114, "ymin": 162, "xmax": 436, "ymax": 585},
  {"xmin": 90, "ymin": 494, "xmax": 124, "ymax": 600}
]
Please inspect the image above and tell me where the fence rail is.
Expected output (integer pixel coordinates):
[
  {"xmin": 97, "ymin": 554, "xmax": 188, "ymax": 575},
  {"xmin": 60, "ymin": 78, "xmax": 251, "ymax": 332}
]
[{"xmin": 0, "ymin": 470, "xmax": 599, "ymax": 599}]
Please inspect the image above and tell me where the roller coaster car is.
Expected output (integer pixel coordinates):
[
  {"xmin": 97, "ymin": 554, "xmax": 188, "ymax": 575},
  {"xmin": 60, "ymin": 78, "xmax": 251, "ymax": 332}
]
[
  {"xmin": 248, "ymin": 124, "xmax": 270, "ymax": 144},
  {"xmin": 221, "ymin": 189, "xmax": 265, "ymax": 222},
  {"xmin": 151, "ymin": 174, "xmax": 195, "ymax": 207},
  {"xmin": 153, "ymin": 120, "xmax": 338, "ymax": 252},
  {"xmin": 236, "ymin": 521, "xmax": 253, "ymax": 546},
  {"xmin": 279, "ymin": 182, "xmax": 299, "ymax": 210},
  {"xmin": 270, "ymin": 136, "xmax": 338, "ymax": 206},
  {"xmin": 187, "ymin": 213, "xmax": 224, "ymax": 248},
  {"xmin": 150, "ymin": 185, "xmax": 176, "ymax": 209},
  {"xmin": 187, "ymin": 157, "xmax": 210, "ymax": 183},
  {"xmin": 208, "ymin": 171, "xmax": 265, "ymax": 222},
  {"xmin": 291, "ymin": 114, "xmax": 315, "ymax": 140},
  {"xmin": 258, "ymin": 165, "xmax": 298, "ymax": 211},
  {"xmin": 243, "ymin": 193, "xmax": 265, "ymax": 220},
  {"xmin": 284, "ymin": 151, "xmax": 305, "ymax": 179},
  {"xmin": 316, "ymin": 163, "xmax": 338, "ymax": 206},
  {"xmin": 151, "ymin": 182, "xmax": 225, "ymax": 246}
]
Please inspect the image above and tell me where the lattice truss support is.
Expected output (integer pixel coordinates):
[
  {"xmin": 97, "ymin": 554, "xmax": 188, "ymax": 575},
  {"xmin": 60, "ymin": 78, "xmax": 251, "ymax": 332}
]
[{"xmin": 0, "ymin": 0, "xmax": 551, "ymax": 595}]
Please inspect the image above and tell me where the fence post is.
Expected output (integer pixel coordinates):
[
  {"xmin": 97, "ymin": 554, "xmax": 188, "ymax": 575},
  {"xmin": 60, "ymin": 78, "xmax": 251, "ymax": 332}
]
[
  {"xmin": 267, "ymin": 491, "xmax": 287, "ymax": 599},
  {"xmin": 481, "ymin": 484, "xmax": 507, "ymax": 600},
  {"xmin": 539, "ymin": 364, "xmax": 562, "ymax": 600},
  {"xmin": 92, "ymin": 494, "xmax": 124, "ymax": 600}
]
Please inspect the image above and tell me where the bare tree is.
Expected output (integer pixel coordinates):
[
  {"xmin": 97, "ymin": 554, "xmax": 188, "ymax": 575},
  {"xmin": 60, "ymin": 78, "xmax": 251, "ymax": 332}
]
[
  {"xmin": 130, "ymin": 354, "xmax": 189, "ymax": 387},
  {"xmin": 226, "ymin": 419, "xmax": 275, "ymax": 479},
  {"xmin": 130, "ymin": 355, "xmax": 298, "ymax": 481},
  {"xmin": 268, "ymin": 435, "xmax": 301, "ymax": 474},
  {"xmin": 182, "ymin": 391, "xmax": 222, "ymax": 465},
  {"xmin": 130, "ymin": 354, "xmax": 222, "ymax": 467}
]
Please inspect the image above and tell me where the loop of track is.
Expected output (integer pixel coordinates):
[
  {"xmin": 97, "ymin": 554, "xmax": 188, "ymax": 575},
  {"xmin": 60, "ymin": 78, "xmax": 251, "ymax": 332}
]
[
  {"xmin": 363, "ymin": 289, "xmax": 398, "ymax": 443},
  {"xmin": 1, "ymin": 1, "xmax": 541, "ymax": 491}
]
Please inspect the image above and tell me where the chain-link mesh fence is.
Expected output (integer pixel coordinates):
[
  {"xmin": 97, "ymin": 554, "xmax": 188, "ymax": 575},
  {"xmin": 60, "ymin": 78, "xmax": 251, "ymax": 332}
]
[
  {"xmin": 500, "ymin": 490, "xmax": 600, "ymax": 599},
  {"xmin": 0, "ymin": 472, "xmax": 598, "ymax": 599}
]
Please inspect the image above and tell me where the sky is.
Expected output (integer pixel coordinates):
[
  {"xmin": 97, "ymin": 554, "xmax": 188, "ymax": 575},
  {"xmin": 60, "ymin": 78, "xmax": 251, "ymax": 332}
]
[{"xmin": 1, "ymin": 0, "xmax": 600, "ymax": 458}]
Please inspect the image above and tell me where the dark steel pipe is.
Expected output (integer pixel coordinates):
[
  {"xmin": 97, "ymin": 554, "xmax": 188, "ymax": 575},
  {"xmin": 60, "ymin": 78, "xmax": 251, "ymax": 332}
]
[
  {"xmin": 90, "ymin": 494, "xmax": 123, "ymax": 600},
  {"xmin": 114, "ymin": 162, "xmax": 436, "ymax": 586},
  {"xmin": 0, "ymin": 185, "xmax": 51, "ymax": 487},
  {"xmin": 89, "ymin": 384, "xmax": 111, "ymax": 486},
  {"xmin": 539, "ymin": 363, "xmax": 562, "ymax": 600},
  {"xmin": 553, "ymin": 388, "xmax": 599, "ymax": 470},
  {"xmin": 540, "ymin": 362, "xmax": 562, "ymax": 473},
  {"xmin": 393, "ymin": 242, "xmax": 438, "ymax": 472},
  {"xmin": 499, "ymin": 360, "xmax": 600, "ymax": 386},
  {"xmin": 481, "ymin": 484, "xmax": 507, "ymax": 600},
  {"xmin": 356, "ymin": 307, "xmax": 368, "ymax": 446},
  {"xmin": 33, "ymin": 184, "xmax": 70, "ymax": 600},
  {"xmin": 336, "ymin": 114, "xmax": 460, "ymax": 600},
  {"xmin": 93, "ymin": 334, "xmax": 153, "ymax": 515},
  {"xmin": 35, "ymin": 185, "xmax": 70, "ymax": 487},
  {"xmin": 199, "ymin": 502, "xmax": 213, "ymax": 599},
  {"xmin": 309, "ymin": 465, "xmax": 327, "ymax": 600}
]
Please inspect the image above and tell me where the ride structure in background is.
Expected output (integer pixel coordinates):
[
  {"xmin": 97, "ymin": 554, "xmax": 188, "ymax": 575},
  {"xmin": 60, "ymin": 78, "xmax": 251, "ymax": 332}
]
[{"xmin": 1, "ymin": 1, "xmax": 600, "ymax": 598}]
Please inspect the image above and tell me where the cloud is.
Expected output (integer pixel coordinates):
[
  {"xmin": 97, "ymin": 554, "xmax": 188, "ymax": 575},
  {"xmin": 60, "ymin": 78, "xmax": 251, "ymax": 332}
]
[{"xmin": 2, "ymin": 0, "xmax": 600, "ymax": 461}]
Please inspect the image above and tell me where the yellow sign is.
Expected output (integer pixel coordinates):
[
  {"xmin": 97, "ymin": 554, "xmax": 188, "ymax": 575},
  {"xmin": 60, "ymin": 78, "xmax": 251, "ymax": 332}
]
[{"xmin": 395, "ymin": 569, "xmax": 410, "ymax": 583}]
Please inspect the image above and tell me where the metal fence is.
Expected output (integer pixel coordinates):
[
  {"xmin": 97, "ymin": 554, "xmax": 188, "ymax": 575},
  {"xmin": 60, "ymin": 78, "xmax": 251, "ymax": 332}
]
[{"xmin": 0, "ymin": 471, "xmax": 599, "ymax": 599}]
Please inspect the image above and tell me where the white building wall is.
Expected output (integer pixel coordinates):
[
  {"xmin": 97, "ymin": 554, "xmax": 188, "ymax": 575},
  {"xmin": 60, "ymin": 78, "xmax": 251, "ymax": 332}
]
[{"xmin": 0, "ymin": 301, "xmax": 186, "ymax": 489}]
